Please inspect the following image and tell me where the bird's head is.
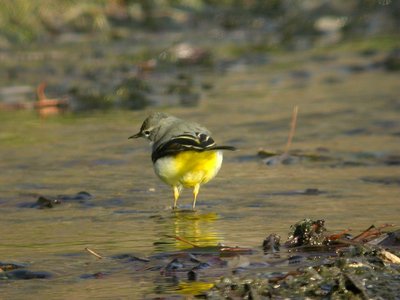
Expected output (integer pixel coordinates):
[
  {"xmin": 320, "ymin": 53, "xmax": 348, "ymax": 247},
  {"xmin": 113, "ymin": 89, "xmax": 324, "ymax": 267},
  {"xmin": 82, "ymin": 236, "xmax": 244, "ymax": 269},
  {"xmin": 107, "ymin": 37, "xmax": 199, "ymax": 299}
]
[{"xmin": 129, "ymin": 112, "xmax": 171, "ymax": 142}]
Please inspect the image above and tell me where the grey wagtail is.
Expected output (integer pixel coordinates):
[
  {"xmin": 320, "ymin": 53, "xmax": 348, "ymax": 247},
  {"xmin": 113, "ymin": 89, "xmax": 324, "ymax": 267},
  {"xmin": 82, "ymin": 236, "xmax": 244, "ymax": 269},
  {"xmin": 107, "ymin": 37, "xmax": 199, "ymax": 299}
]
[{"xmin": 129, "ymin": 112, "xmax": 236, "ymax": 210}]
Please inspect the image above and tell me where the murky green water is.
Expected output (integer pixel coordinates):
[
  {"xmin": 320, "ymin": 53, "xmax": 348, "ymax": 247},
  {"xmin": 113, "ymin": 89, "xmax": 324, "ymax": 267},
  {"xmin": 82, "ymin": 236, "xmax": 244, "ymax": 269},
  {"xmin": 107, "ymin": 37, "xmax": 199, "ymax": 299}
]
[{"xmin": 1, "ymin": 52, "xmax": 399, "ymax": 298}]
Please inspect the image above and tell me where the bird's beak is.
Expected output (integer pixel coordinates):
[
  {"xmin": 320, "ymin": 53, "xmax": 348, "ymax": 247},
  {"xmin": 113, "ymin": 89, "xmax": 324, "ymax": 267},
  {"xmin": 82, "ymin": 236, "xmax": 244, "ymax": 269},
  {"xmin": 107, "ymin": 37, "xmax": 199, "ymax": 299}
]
[{"xmin": 128, "ymin": 132, "xmax": 142, "ymax": 139}]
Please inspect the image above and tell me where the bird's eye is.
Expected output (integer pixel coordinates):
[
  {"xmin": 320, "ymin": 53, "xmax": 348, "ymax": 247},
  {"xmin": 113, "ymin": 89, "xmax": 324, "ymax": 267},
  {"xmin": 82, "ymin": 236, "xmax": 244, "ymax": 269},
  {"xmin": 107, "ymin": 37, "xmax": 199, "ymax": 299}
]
[{"xmin": 143, "ymin": 130, "xmax": 151, "ymax": 136}]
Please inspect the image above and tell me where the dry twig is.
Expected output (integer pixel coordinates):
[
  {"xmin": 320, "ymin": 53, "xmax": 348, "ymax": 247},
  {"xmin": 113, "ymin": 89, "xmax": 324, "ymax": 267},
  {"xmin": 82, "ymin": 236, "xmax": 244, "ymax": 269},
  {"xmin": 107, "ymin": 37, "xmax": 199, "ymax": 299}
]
[
  {"xmin": 85, "ymin": 247, "xmax": 104, "ymax": 259},
  {"xmin": 283, "ymin": 105, "xmax": 299, "ymax": 156},
  {"xmin": 166, "ymin": 235, "xmax": 200, "ymax": 247}
]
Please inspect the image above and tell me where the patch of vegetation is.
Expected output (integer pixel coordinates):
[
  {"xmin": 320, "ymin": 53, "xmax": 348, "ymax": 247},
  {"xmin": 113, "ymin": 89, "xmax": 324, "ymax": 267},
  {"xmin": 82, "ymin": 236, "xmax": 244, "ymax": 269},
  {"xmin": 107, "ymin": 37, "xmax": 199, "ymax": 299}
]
[
  {"xmin": 115, "ymin": 76, "xmax": 152, "ymax": 110},
  {"xmin": 1, "ymin": 0, "xmax": 399, "ymax": 46}
]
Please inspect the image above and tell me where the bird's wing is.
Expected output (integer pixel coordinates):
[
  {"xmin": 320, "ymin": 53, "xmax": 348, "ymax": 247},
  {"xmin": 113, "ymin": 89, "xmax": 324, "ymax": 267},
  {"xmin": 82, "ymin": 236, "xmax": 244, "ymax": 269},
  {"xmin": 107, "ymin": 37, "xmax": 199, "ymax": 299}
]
[{"xmin": 151, "ymin": 132, "xmax": 235, "ymax": 162}]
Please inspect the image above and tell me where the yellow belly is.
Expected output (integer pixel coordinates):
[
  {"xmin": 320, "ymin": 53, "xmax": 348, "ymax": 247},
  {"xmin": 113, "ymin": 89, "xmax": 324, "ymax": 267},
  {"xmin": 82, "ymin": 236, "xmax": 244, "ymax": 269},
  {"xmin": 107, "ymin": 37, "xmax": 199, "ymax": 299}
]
[{"xmin": 153, "ymin": 150, "xmax": 223, "ymax": 188}]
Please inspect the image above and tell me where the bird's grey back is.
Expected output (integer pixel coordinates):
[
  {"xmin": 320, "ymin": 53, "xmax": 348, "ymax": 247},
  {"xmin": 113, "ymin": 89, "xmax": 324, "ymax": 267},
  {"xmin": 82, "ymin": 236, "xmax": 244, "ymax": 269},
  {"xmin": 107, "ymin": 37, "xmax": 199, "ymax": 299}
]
[{"xmin": 152, "ymin": 115, "xmax": 211, "ymax": 150}]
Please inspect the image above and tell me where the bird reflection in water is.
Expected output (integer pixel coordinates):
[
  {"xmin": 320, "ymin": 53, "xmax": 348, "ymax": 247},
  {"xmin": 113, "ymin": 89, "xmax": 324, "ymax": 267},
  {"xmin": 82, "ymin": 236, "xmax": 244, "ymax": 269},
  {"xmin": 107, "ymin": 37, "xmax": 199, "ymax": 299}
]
[{"xmin": 153, "ymin": 210, "xmax": 222, "ymax": 252}]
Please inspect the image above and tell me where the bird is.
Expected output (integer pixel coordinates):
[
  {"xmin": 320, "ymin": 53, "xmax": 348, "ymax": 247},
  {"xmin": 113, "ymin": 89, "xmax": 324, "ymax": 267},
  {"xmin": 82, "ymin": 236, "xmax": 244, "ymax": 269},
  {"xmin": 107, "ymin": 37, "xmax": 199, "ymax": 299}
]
[{"xmin": 129, "ymin": 112, "xmax": 235, "ymax": 210}]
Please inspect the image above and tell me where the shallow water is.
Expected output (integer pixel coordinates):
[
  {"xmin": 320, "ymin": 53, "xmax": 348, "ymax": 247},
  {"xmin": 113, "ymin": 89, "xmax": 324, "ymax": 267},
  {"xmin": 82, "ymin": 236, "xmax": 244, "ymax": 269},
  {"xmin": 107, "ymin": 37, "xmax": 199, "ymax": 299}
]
[{"xmin": 1, "ymin": 52, "xmax": 399, "ymax": 298}]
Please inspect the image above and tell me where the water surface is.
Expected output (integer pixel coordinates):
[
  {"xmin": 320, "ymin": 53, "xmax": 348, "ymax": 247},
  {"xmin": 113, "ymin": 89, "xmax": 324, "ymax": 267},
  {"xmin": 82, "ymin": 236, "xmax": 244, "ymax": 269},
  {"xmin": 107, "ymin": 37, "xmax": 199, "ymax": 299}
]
[{"xmin": 1, "ymin": 54, "xmax": 399, "ymax": 298}]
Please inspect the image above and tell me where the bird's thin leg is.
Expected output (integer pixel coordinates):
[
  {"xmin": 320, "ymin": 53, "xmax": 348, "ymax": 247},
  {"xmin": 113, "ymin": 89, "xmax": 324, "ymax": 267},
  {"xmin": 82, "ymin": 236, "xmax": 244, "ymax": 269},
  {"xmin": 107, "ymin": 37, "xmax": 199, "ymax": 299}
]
[
  {"xmin": 192, "ymin": 184, "xmax": 200, "ymax": 210},
  {"xmin": 173, "ymin": 186, "xmax": 181, "ymax": 209}
]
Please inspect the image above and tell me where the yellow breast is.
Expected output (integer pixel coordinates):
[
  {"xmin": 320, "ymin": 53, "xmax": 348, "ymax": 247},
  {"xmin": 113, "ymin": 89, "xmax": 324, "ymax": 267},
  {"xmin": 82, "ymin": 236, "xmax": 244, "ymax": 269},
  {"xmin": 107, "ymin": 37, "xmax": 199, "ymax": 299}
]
[{"xmin": 153, "ymin": 150, "xmax": 223, "ymax": 188}]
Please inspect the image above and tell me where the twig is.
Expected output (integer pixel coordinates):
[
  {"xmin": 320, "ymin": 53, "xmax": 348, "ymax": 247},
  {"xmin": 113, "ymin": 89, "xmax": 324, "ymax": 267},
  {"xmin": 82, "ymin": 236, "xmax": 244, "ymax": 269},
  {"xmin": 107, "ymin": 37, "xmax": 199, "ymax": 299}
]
[
  {"xmin": 283, "ymin": 105, "xmax": 299, "ymax": 156},
  {"xmin": 85, "ymin": 247, "xmax": 104, "ymax": 259},
  {"xmin": 166, "ymin": 235, "xmax": 199, "ymax": 248},
  {"xmin": 220, "ymin": 246, "xmax": 253, "ymax": 254},
  {"xmin": 352, "ymin": 224, "xmax": 394, "ymax": 242},
  {"xmin": 327, "ymin": 229, "xmax": 351, "ymax": 241}
]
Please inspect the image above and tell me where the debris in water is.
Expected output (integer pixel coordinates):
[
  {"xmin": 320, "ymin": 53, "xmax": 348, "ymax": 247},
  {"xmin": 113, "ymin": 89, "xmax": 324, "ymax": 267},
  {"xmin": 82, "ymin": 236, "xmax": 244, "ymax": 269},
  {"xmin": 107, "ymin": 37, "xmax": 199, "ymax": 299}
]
[
  {"xmin": 76, "ymin": 220, "xmax": 399, "ymax": 299},
  {"xmin": 0, "ymin": 262, "xmax": 26, "ymax": 272},
  {"xmin": 262, "ymin": 234, "xmax": 281, "ymax": 253},
  {"xmin": 204, "ymin": 220, "xmax": 400, "ymax": 299},
  {"xmin": 285, "ymin": 219, "xmax": 327, "ymax": 247},
  {"xmin": 34, "ymin": 82, "xmax": 69, "ymax": 118}
]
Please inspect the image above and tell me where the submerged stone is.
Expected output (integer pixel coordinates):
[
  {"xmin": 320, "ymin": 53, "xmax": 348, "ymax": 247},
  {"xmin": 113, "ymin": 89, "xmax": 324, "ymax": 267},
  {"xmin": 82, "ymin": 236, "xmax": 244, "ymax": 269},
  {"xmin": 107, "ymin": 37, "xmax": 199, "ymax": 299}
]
[
  {"xmin": 2, "ymin": 269, "xmax": 52, "ymax": 280},
  {"xmin": 22, "ymin": 191, "xmax": 93, "ymax": 209},
  {"xmin": 187, "ymin": 270, "xmax": 198, "ymax": 281},
  {"xmin": 361, "ymin": 176, "xmax": 400, "ymax": 186},
  {"xmin": 36, "ymin": 196, "xmax": 62, "ymax": 209},
  {"xmin": 112, "ymin": 254, "xmax": 150, "ymax": 263},
  {"xmin": 57, "ymin": 191, "xmax": 92, "ymax": 202},
  {"xmin": 80, "ymin": 272, "xmax": 107, "ymax": 279},
  {"xmin": 165, "ymin": 258, "xmax": 184, "ymax": 272}
]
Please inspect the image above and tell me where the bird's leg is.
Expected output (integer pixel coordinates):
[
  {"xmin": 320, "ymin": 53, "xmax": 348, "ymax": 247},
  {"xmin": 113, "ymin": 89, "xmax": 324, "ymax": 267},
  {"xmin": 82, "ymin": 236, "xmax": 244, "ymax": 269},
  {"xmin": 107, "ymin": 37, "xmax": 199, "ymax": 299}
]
[
  {"xmin": 173, "ymin": 186, "xmax": 181, "ymax": 209},
  {"xmin": 192, "ymin": 184, "xmax": 200, "ymax": 210}
]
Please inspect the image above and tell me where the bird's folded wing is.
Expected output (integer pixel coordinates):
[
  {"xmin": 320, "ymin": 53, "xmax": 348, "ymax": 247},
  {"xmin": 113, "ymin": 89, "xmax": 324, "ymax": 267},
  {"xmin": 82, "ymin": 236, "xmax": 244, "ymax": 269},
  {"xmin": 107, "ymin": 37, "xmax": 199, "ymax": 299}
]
[{"xmin": 152, "ymin": 133, "xmax": 235, "ymax": 162}]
